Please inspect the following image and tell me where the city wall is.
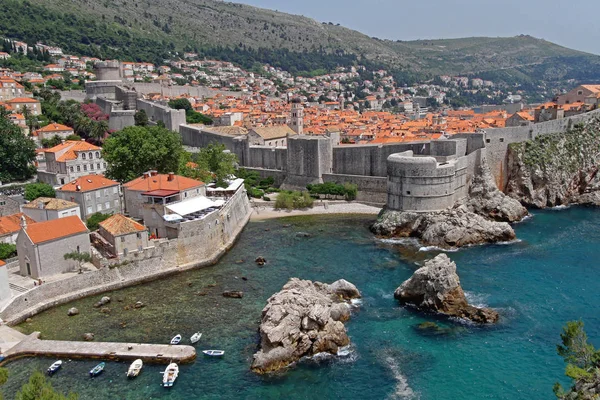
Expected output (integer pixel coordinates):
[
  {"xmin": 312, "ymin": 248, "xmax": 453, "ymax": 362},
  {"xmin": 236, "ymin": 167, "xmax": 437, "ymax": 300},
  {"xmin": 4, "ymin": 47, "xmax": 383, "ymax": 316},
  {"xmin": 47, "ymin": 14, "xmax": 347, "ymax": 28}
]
[
  {"xmin": 0, "ymin": 188, "xmax": 252, "ymax": 325},
  {"xmin": 129, "ymin": 83, "xmax": 241, "ymax": 99},
  {"xmin": 136, "ymin": 99, "xmax": 186, "ymax": 133}
]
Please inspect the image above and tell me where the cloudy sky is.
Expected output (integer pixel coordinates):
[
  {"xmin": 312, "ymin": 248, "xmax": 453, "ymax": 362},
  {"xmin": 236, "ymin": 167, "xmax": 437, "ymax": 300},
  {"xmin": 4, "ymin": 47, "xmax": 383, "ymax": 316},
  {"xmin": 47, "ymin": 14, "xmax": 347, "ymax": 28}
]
[{"xmin": 235, "ymin": 0, "xmax": 600, "ymax": 55}]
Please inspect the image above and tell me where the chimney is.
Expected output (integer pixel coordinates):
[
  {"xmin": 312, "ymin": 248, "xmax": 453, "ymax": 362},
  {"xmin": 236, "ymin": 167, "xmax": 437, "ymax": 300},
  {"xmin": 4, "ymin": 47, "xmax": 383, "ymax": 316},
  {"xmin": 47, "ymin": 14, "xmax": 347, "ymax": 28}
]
[
  {"xmin": 37, "ymin": 200, "xmax": 44, "ymax": 209},
  {"xmin": 150, "ymin": 170, "xmax": 158, "ymax": 177},
  {"xmin": 143, "ymin": 171, "xmax": 151, "ymax": 179},
  {"xmin": 167, "ymin": 172, "xmax": 175, "ymax": 181},
  {"xmin": 20, "ymin": 215, "xmax": 27, "ymax": 230}
]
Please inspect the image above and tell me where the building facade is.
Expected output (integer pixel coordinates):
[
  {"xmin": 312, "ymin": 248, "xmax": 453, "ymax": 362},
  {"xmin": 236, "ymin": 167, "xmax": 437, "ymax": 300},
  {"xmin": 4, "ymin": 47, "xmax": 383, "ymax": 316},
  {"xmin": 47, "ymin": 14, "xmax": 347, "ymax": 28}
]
[
  {"xmin": 21, "ymin": 197, "xmax": 80, "ymax": 222},
  {"xmin": 37, "ymin": 140, "xmax": 107, "ymax": 186},
  {"xmin": 98, "ymin": 214, "xmax": 150, "ymax": 258},
  {"xmin": 56, "ymin": 174, "xmax": 121, "ymax": 220}
]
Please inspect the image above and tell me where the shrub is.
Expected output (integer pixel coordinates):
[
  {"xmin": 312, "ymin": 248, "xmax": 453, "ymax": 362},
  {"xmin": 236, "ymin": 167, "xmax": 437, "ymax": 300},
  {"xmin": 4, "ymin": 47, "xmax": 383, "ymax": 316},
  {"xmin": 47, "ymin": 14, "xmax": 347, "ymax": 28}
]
[
  {"xmin": 0, "ymin": 243, "xmax": 17, "ymax": 260},
  {"xmin": 86, "ymin": 212, "xmax": 112, "ymax": 231},
  {"xmin": 262, "ymin": 196, "xmax": 271, "ymax": 201},
  {"xmin": 344, "ymin": 183, "xmax": 358, "ymax": 201},
  {"xmin": 275, "ymin": 191, "xmax": 314, "ymax": 210},
  {"xmin": 24, "ymin": 183, "xmax": 55, "ymax": 201},
  {"xmin": 247, "ymin": 187, "xmax": 264, "ymax": 198}
]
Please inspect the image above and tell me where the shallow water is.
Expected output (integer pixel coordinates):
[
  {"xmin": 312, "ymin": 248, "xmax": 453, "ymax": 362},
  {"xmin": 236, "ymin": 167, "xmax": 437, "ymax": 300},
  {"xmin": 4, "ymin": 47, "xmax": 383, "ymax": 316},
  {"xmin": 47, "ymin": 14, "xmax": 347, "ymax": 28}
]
[{"xmin": 3, "ymin": 208, "xmax": 600, "ymax": 399}]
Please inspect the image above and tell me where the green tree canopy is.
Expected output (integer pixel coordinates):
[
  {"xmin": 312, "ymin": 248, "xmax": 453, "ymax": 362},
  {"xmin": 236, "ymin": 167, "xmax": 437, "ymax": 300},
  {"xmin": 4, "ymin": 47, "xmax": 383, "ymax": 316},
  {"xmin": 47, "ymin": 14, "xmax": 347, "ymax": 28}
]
[
  {"xmin": 0, "ymin": 110, "xmax": 37, "ymax": 183},
  {"xmin": 24, "ymin": 183, "xmax": 56, "ymax": 201},
  {"xmin": 179, "ymin": 144, "xmax": 237, "ymax": 187},
  {"xmin": 86, "ymin": 212, "xmax": 112, "ymax": 231},
  {"xmin": 134, "ymin": 109, "xmax": 149, "ymax": 127},
  {"xmin": 15, "ymin": 370, "xmax": 78, "ymax": 400},
  {"xmin": 102, "ymin": 125, "xmax": 183, "ymax": 183}
]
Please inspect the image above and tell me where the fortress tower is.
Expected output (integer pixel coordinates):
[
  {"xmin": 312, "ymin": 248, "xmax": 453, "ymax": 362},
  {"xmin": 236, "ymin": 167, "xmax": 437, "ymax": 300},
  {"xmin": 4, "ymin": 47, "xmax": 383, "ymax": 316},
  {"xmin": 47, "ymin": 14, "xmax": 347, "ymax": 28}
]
[{"xmin": 289, "ymin": 98, "xmax": 304, "ymax": 135}]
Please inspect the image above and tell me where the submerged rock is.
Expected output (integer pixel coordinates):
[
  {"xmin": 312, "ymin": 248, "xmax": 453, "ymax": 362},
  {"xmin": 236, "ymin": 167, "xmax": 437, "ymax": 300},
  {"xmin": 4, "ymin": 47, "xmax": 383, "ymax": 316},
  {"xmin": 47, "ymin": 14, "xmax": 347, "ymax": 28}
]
[
  {"xmin": 223, "ymin": 291, "xmax": 244, "ymax": 298},
  {"xmin": 372, "ymin": 205, "xmax": 515, "ymax": 249},
  {"xmin": 251, "ymin": 278, "xmax": 361, "ymax": 374},
  {"xmin": 394, "ymin": 254, "xmax": 499, "ymax": 324},
  {"xmin": 255, "ymin": 257, "xmax": 266, "ymax": 266}
]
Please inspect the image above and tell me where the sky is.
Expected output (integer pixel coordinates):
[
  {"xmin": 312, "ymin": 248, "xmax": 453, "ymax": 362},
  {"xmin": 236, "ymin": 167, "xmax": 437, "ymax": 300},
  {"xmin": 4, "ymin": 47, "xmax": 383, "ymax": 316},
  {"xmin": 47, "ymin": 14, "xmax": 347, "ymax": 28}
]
[{"xmin": 234, "ymin": 0, "xmax": 600, "ymax": 55}]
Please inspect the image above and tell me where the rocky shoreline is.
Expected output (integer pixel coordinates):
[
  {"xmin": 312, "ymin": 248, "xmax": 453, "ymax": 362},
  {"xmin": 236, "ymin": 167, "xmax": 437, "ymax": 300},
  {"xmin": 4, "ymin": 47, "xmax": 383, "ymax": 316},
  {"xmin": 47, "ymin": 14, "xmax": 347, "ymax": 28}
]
[
  {"xmin": 394, "ymin": 254, "xmax": 499, "ymax": 324},
  {"xmin": 251, "ymin": 278, "xmax": 361, "ymax": 374}
]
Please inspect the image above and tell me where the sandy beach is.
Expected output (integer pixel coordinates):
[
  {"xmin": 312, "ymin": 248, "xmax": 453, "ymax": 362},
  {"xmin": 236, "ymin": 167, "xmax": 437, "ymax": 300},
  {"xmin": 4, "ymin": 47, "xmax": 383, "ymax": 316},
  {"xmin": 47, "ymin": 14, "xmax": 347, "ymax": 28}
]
[{"xmin": 249, "ymin": 201, "xmax": 382, "ymax": 221}]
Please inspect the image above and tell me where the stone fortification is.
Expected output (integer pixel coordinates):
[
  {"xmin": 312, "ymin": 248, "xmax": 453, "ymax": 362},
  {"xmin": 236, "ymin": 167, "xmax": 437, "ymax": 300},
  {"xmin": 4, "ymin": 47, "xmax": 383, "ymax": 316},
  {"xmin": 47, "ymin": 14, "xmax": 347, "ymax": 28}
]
[
  {"xmin": 136, "ymin": 99, "xmax": 186, "ymax": 133},
  {"xmin": 0, "ymin": 187, "xmax": 252, "ymax": 325},
  {"xmin": 282, "ymin": 136, "xmax": 333, "ymax": 189}
]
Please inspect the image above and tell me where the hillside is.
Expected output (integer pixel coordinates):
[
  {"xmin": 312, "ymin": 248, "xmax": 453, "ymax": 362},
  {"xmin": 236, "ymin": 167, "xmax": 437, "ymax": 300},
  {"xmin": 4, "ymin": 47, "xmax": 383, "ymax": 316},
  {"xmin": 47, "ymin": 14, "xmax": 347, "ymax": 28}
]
[{"xmin": 1, "ymin": 0, "xmax": 599, "ymax": 85}]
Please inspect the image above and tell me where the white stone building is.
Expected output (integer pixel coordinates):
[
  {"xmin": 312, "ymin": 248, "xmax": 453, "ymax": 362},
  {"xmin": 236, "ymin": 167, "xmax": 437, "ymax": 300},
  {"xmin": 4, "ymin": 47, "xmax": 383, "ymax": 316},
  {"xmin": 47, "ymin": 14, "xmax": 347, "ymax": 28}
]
[
  {"xmin": 56, "ymin": 174, "xmax": 121, "ymax": 220},
  {"xmin": 21, "ymin": 197, "xmax": 80, "ymax": 222},
  {"xmin": 37, "ymin": 140, "xmax": 107, "ymax": 186},
  {"xmin": 98, "ymin": 214, "xmax": 150, "ymax": 258}
]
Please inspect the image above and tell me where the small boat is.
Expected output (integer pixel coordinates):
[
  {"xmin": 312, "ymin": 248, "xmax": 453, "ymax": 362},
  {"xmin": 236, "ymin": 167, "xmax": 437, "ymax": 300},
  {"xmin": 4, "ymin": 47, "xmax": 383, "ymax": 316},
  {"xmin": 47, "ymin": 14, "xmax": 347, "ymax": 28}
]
[
  {"xmin": 170, "ymin": 334, "xmax": 182, "ymax": 345},
  {"xmin": 47, "ymin": 360, "xmax": 62, "ymax": 376},
  {"xmin": 190, "ymin": 332, "xmax": 202, "ymax": 344},
  {"xmin": 202, "ymin": 350, "xmax": 225, "ymax": 357},
  {"xmin": 89, "ymin": 362, "xmax": 105, "ymax": 377},
  {"xmin": 127, "ymin": 359, "xmax": 143, "ymax": 378},
  {"xmin": 162, "ymin": 362, "xmax": 179, "ymax": 388}
]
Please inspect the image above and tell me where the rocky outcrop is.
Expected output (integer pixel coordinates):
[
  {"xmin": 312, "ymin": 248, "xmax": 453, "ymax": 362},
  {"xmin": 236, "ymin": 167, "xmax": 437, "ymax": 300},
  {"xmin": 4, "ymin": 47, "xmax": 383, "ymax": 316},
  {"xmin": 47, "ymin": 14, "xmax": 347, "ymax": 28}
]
[
  {"xmin": 394, "ymin": 254, "xmax": 499, "ymax": 323},
  {"xmin": 467, "ymin": 160, "xmax": 528, "ymax": 222},
  {"xmin": 506, "ymin": 118, "xmax": 600, "ymax": 208},
  {"xmin": 251, "ymin": 278, "xmax": 361, "ymax": 374},
  {"xmin": 371, "ymin": 205, "xmax": 516, "ymax": 249}
]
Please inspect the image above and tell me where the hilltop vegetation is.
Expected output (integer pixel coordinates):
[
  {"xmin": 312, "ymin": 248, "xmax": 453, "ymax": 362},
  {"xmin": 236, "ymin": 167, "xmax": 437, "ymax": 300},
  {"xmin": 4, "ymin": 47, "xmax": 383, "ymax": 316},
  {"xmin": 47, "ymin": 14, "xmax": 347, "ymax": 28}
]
[{"xmin": 1, "ymin": 0, "xmax": 599, "ymax": 86}]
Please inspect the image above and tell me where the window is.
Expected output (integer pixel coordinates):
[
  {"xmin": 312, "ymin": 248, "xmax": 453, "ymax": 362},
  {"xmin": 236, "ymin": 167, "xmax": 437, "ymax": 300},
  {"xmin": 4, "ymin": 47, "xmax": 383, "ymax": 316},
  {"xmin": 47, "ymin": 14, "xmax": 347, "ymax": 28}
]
[
  {"xmin": 105, "ymin": 202, "xmax": 110, "ymax": 209},
  {"xmin": 578, "ymin": 90, "xmax": 583, "ymax": 95},
  {"xmin": 121, "ymin": 237, "xmax": 125, "ymax": 242},
  {"xmin": 85, "ymin": 193, "xmax": 91, "ymax": 201},
  {"xmin": 96, "ymin": 191, "xmax": 101, "ymax": 198},
  {"xmin": 486, "ymin": 138, "xmax": 491, "ymax": 143},
  {"xmin": 0, "ymin": 201, "xmax": 5, "ymax": 206},
  {"xmin": 70, "ymin": 166, "xmax": 74, "ymax": 172},
  {"xmin": 184, "ymin": 192, "xmax": 188, "ymax": 198},
  {"xmin": 499, "ymin": 138, "xmax": 505, "ymax": 143},
  {"xmin": 87, "ymin": 206, "xmax": 93, "ymax": 214},
  {"xmin": 83, "ymin": 165, "xmax": 87, "ymax": 171},
  {"xmin": 114, "ymin": 199, "xmax": 119, "ymax": 208},
  {"xmin": 97, "ymin": 163, "xmax": 101, "ymax": 170},
  {"xmin": 136, "ymin": 233, "xmax": 142, "ymax": 239},
  {"xmin": 77, "ymin": 165, "xmax": 81, "ymax": 172},
  {"xmin": 406, "ymin": 191, "xmax": 411, "ymax": 195},
  {"xmin": 104, "ymin": 189, "xmax": 109, "ymax": 197},
  {"xmin": 97, "ymin": 203, "xmax": 102, "ymax": 211},
  {"xmin": 60, "ymin": 178, "xmax": 65, "ymax": 184},
  {"xmin": 103, "ymin": 163, "xmax": 107, "ymax": 169},
  {"xmin": 61, "ymin": 212, "xmax": 68, "ymax": 217},
  {"xmin": 95, "ymin": 152, "xmax": 100, "ymax": 158},
  {"xmin": 71, "ymin": 210, "xmax": 76, "ymax": 215},
  {"xmin": 113, "ymin": 187, "xmax": 118, "ymax": 194},
  {"xmin": 90, "ymin": 164, "xmax": 94, "ymax": 170},
  {"xmin": 82, "ymin": 153, "xmax": 86, "ymax": 160},
  {"xmin": 88, "ymin": 152, "xmax": 93, "ymax": 159}
]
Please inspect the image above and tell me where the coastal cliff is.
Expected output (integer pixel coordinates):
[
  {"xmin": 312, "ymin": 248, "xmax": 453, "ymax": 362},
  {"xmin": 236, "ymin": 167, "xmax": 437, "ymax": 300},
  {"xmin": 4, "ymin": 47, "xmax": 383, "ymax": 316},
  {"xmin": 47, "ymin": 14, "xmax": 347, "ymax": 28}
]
[
  {"xmin": 506, "ymin": 118, "xmax": 600, "ymax": 208},
  {"xmin": 251, "ymin": 278, "xmax": 360, "ymax": 374},
  {"xmin": 371, "ymin": 158, "xmax": 527, "ymax": 249},
  {"xmin": 394, "ymin": 254, "xmax": 499, "ymax": 323}
]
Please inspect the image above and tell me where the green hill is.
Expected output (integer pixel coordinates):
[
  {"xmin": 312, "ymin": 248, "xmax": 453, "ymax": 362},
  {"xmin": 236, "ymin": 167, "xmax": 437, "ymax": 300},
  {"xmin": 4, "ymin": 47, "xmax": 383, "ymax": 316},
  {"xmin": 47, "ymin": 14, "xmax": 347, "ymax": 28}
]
[{"xmin": 1, "ymin": 0, "xmax": 599, "ymax": 85}]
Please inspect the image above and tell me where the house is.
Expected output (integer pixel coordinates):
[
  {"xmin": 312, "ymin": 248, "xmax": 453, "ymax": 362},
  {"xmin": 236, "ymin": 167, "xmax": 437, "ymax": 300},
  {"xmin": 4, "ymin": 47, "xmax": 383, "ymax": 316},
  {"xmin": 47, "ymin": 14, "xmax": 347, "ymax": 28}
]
[
  {"xmin": 0, "ymin": 77, "xmax": 25, "ymax": 101},
  {"xmin": 0, "ymin": 213, "xmax": 36, "ymax": 244},
  {"xmin": 37, "ymin": 140, "xmax": 106, "ymax": 186},
  {"xmin": 57, "ymin": 174, "xmax": 121, "ymax": 220},
  {"xmin": 557, "ymin": 85, "xmax": 600, "ymax": 105},
  {"xmin": 21, "ymin": 197, "xmax": 80, "ymax": 222},
  {"xmin": 0, "ymin": 52, "xmax": 10, "ymax": 60},
  {"xmin": 122, "ymin": 171, "xmax": 205, "ymax": 237},
  {"xmin": 34, "ymin": 123, "xmax": 74, "ymax": 141},
  {"xmin": 5, "ymin": 97, "xmax": 41, "ymax": 116},
  {"xmin": 0, "ymin": 195, "xmax": 20, "ymax": 217},
  {"xmin": 16, "ymin": 215, "xmax": 90, "ymax": 279},
  {"xmin": 535, "ymin": 103, "xmax": 565, "ymax": 123},
  {"xmin": 98, "ymin": 214, "xmax": 150, "ymax": 258},
  {"xmin": 506, "ymin": 111, "xmax": 534, "ymax": 127},
  {"xmin": 247, "ymin": 125, "xmax": 296, "ymax": 146}
]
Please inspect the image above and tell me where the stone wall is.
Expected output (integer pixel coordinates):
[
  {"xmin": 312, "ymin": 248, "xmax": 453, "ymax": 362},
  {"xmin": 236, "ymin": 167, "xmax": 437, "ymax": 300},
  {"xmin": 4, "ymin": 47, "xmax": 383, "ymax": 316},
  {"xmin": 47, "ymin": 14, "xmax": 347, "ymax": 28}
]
[
  {"xmin": 85, "ymin": 81, "xmax": 121, "ymax": 101},
  {"xmin": 129, "ymin": 83, "xmax": 240, "ymax": 98},
  {"xmin": 136, "ymin": 99, "xmax": 186, "ymax": 133},
  {"xmin": 322, "ymin": 173, "xmax": 387, "ymax": 204},
  {"xmin": 247, "ymin": 146, "xmax": 287, "ymax": 170},
  {"xmin": 0, "ymin": 187, "xmax": 252, "ymax": 324},
  {"xmin": 108, "ymin": 110, "xmax": 136, "ymax": 131},
  {"xmin": 282, "ymin": 136, "xmax": 333, "ymax": 189}
]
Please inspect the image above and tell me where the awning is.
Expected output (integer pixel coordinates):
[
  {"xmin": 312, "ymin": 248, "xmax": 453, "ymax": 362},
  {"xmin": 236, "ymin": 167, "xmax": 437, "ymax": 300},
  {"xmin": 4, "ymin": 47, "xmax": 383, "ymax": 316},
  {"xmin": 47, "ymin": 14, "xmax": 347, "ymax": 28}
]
[
  {"xmin": 207, "ymin": 178, "xmax": 245, "ymax": 192},
  {"xmin": 165, "ymin": 196, "xmax": 220, "ymax": 216}
]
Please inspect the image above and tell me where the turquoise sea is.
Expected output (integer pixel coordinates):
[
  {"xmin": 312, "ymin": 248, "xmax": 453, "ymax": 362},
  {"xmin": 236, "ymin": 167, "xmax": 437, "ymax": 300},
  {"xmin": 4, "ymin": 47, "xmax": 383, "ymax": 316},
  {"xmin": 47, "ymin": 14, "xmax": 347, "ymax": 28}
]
[{"xmin": 3, "ymin": 207, "xmax": 600, "ymax": 399}]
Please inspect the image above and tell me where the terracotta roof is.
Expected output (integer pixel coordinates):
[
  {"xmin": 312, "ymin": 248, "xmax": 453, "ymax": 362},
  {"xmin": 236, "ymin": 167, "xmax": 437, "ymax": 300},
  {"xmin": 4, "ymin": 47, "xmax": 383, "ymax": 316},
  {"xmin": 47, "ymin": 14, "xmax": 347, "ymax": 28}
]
[
  {"xmin": 6, "ymin": 97, "xmax": 39, "ymax": 103},
  {"xmin": 0, "ymin": 213, "xmax": 36, "ymax": 236},
  {"xmin": 99, "ymin": 214, "xmax": 146, "ymax": 236},
  {"xmin": 35, "ymin": 123, "xmax": 73, "ymax": 133},
  {"xmin": 22, "ymin": 197, "xmax": 79, "ymax": 211},
  {"xmin": 24, "ymin": 215, "xmax": 88, "ymax": 244},
  {"xmin": 43, "ymin": 140, "xmax": 101, "ymax": 162},
  {"xmin": 142, "ymin": 189, "xmax": 180, "ymax": 197},
  {"xmin": 124, "ymin": 173, "xmax": 203, "ymax": 193},
  {"xmin": 250, "ymin": 125, "xmax": 296, "ymax": 140},
  {"xmin": 0, "ymin": 260, "xmax": 5, "ymax": 267},
  {"xmin": 58, "ymin": 174, "xmax": 119, "ymax": 193}
]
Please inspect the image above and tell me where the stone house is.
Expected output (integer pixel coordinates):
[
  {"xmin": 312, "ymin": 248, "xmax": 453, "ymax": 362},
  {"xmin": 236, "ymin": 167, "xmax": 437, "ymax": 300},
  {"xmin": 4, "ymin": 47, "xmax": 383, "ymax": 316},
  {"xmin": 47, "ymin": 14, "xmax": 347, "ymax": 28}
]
[
  {"xmin": 56, "ymin": 174, "xmax": 121, "ymax": 220},
  {"xmin": 21, "ymin": 197, "xmax": 80, "ymax": 222},
  {"xmin": 122, "ymin": 171, "xmax": 205, "ymax": 238},
  {"xmin": 248, "ymin": 126, "xmax": 296, "ymax": 147},
  {"xmin": 557, "ymin": 85, "xmax": 600, "ymax": 105},
  {"xmin": 37, "ymin": 140, "xmax": 107, "ymax": 186},
  {"xmin": 535, "ymin": 103, "xmax": 565, "ymax": 123},
  {"xmin": 506, "ymin": 111, "xmax": 534, "ymax": 127},
  {"xmin": 5, "ymin": 97, "xmax": 41, "ymax": 116},
  {"xmin": 0, "ymin": 77, "xmax": 25, "ymax": 101},
  {"xmin": 34, "ymin": 123, "xmax": 74, "ymax": 142},
  {"xmin": 0, "ymin": 195, "xmax": 20, "ymax": 217},
  {"xmin": 0, "ymin": 213, "xmax": 36, "ymax": 244},
  {"xmin": 98, "ymin": 214, "xmax": 149, "ymax": 258},
  {"xmin": 16, "ymin": 215, "xmax": 90, "ymax": 279}
]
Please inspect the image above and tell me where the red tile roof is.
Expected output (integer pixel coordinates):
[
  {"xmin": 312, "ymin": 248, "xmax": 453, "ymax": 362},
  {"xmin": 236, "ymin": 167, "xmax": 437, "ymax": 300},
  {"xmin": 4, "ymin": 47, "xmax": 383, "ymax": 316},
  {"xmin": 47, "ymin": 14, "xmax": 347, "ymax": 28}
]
[
  {"xmin": 58, "ymin": 174, "xmax": 119, "ymax": 193},
  {"xmin": 0, "ymin": 213, "xmax": 36, "ymax": 236},
  {"xmin": 43, "ymin": 140, "xmax": 101, "ymax": 162},
  {"xmin": 24, "ymin": 216, "xmax": 88, "ymax": 244},
  {"xmin": 124, "ymin": 173, "xmax": 203, "ymax": 193},
  {"xmin": 99, "ymin": 214, "xmax": 146, "ymax": 236}
]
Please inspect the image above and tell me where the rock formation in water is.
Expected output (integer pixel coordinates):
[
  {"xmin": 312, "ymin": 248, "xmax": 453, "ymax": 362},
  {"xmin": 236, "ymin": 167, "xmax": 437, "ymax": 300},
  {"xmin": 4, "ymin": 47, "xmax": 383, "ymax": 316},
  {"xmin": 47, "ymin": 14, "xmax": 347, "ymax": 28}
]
[
  {"xmin": 251, "ymin": 278, "xmax": 361, "ymax": 374},
  {"xmin": 394, "ymin": 254, "xmax": 499, "ymax": 323},
  {"xmin": 371, "ymin": 158, "xmax": 526, "ymax": 249},
  {"xmin": 506, "ymin": 118, "xmax": 600, "ymax": 208}
]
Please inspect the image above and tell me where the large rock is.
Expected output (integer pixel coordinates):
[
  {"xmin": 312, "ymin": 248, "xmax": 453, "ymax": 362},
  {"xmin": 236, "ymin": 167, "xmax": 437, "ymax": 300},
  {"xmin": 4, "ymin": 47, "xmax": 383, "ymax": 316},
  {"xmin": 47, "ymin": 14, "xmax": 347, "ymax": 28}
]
[
  {"xmin": 506, "ymin": 118, "xmax": 600, "ymax": 208},
  {"xmin": 67, "ymin": 307, "xmax": 79, "ymax": 316},
  {"xmin": 372, "ymin": 205, "xmax": 516, "ymax": 249},
  {"xmin": 394, "ymin": 254, "xmax": 499, "ymax": 323},
  {"xmin": 251, "ymin": 278, "xmax": 360, "ymax": 374}
]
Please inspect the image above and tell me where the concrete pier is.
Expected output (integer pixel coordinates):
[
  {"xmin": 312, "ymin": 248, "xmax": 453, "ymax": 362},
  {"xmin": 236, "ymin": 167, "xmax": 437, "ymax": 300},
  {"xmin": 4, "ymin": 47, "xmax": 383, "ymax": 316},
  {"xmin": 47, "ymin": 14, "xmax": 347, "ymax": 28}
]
[{"xmin": 1, "ymin": 332, "xmax": 196, "ymax": 365}]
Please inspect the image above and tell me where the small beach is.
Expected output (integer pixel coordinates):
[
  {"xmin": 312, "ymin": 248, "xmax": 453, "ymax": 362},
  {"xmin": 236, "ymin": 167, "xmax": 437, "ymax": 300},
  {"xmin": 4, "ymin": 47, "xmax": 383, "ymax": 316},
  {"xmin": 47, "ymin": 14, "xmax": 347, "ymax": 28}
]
[{"xmin": 249, "ymin": 201, "xmax": 382, "ymax": 221}]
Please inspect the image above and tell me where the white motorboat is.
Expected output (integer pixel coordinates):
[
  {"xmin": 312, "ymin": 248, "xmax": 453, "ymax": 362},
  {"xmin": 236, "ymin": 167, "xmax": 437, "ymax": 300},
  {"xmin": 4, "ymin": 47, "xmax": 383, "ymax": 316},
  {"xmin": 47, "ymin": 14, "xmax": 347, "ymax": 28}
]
[
  {"xmin": 47, "ymin": 360, "xmax": 62, "ymax": 376},
  {"xmin": 170, "ymin": 334, "xmax": 182, "ymax": 345},
  {"xmin": 202, "ymin": 350, "xmax": 225, "ymax": 357},
  {"xmin": 190, "ymin": 332, "xmax": 202, "ymax": 344},
  {"xmin": 162, "ymin": 362, "xmax": 179, "ymax": 388},
  {"xmin": 127, "ymin": 359, "xmax": 143, "ymax": 378}
]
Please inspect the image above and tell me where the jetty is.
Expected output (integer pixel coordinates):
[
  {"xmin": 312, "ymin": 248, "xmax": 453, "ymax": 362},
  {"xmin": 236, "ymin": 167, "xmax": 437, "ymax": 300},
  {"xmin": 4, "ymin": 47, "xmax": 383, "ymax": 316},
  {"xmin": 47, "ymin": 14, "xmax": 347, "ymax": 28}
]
[{"xmin": 1, "ymin": 332, "xmax": 196, "ymax": 365}]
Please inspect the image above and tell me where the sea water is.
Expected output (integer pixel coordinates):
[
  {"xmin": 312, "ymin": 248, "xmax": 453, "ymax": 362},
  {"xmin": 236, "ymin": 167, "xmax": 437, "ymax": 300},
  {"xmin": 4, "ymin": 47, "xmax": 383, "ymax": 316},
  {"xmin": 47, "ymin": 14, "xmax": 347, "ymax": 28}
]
[{"xmin": 3, "ymin": 207, "xmax": 600, "ymax": 400}]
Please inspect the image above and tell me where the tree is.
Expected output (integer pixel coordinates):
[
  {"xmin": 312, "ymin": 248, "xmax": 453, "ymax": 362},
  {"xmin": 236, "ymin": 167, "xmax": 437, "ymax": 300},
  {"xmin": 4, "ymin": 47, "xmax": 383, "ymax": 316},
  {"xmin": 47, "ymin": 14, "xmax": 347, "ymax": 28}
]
[
  {"xmin": 63, "ymin": 251, "xmax": 92, "ymax": 273},
  {"xmin": 15, "ymin": 371, "xmax": 78, "ymax": 400},
  {"xmin": 0, "ymin": 243, "xmax": 17, "ymax": 260},
  {"xmin": 41, "ymin": 135, "xmax": 63, "ymax": 149},
  {"xmin": 102, "ymin": 125, "xmax": 183, "ymax": 182},
  {"xmin": 181, "ymin": 144, "xmax": 237, "ymax": 187},
  {"xmin": 24, "ymin": 183, "xmax": 56, "ymax": 201},
  {"xmin": 0, "ymin": 112, "xmax": 37, "ymax": 183},
  {"xmin": 134, "ymin": 109, "xmax": 148, "ymax": 126},
  {"xmin": 86, "ymin": 212, "xmax": 112, "ymax": 231},
  {"xmin": 554, "ymin": 321, "xmax": 600, "ymax": 399}
]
